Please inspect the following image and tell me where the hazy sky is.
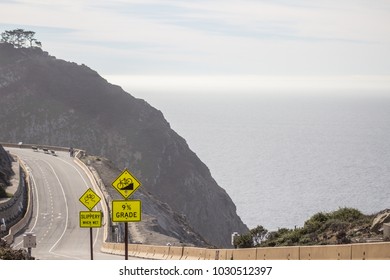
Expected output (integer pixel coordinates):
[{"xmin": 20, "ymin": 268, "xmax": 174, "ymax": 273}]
[{"xmin": 1, "ymin": 0, "xmax": 390, "ymax": 91}]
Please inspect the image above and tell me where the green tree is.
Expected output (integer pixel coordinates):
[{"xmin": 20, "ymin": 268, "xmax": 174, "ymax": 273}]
[
  {"xmin": 1, "ymin": 29, "xmax": 42, "ymax": 48},
  {"xmin": 234, "ymin": 232, "xmax": 254, "ymax": 248},
  {"xmin": 234, "ymin": 225, "xmax": 269, "ymax": 248},
  {"xmin": 250, "ymin": 225, "xmax": 268, "ymax": 245}
]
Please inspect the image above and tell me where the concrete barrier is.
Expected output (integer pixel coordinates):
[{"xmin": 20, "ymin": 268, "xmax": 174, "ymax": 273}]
[
  {"xmin": 166, "ymin": 246, "xmax": 184, "ymax": 260},
  {"xmin": 151, "ymin": 245, "xmax": 169, "ymax": 260},
  {"xmin": 128, "ymin": 244, "xmax": 139, "ymax": 257},
  {"xmin": 300, "ymin": 244, "xmax": 351, "ymax": 260},
  {"xmin": 1, "ymin": 142, "xmax": 71, "ymax": 152},
  {"xmin": 232, "ymin": 248, "xmax": 257, "ymax": 260},
  {"xmin": 113, "ymin": 243, "xmax": 125, "ymax": 255},
  {"xmin": 101, "ymin": 242, "xmax": 115, "ymax": 254},
  {"xmin": 136, "ymin": 245, "xmax": 155, "ymax": 259},
  {"xmin": 259, "ymin": 246, "xmax": 300, "ymax": 260},
  {"xmin": 204, "ymin": 249, "xmax": 218, "ymax": 260},
  {"xmin": 352, "ymin": 242, "xmax": 390, "ymax": 260},
  {"xmin": 99, "ymin": 242, "xmax": 390, "ymax": 260},
  {"xmin": 181, "ymin": 247, "xmax": 207, "ymax": 260},
  {"xmin": 216, "ymin": 249, "xmax": 233, "ymax": 260}
]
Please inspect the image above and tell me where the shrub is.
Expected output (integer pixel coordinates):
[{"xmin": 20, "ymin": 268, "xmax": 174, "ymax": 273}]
[
  {"xmin": 0, "ymin": 186, "xmax": 7, "ymax": 198},
  {"xmin": 234, "ymin": 233, "xmax": 254, "ymax": 248},
  {"xmin": 330, "ymin": 208, "xmax": 364, "ymax": 223},
  {"xmin": 323, "ymin": 219, "xmax": 349, "ymax": 232},
  {"xmin": 303, "ymin": 212, "xmax": 329, "ymax": 234}
]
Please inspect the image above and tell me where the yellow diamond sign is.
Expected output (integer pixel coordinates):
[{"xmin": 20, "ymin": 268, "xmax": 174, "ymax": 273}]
[
  {"xmin": 79, "ymin": 188, "xmax": 101, "ymax": 210},
  {"xmin": 111, "ymin": 169, "xmax": 141, "ymax": 199}
]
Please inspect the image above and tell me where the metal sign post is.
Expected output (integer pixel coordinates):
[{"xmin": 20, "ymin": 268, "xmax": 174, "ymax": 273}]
[
  {"xmin": 124, "ymin": 222, "xmax": 128, "ymax": 260},
  {"xmin": 90, "ymin": 227, "xmax": 93, "ymax": 260}
]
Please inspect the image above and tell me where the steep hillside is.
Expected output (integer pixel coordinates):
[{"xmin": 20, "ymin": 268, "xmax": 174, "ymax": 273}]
[
  {"xmin": 0, "ymin": 43, "xmax": 248, "ymax": 247},
  {"xmin": 83, "ymin": 154, "xmax": 208, "ymax": 247},
  {"xmin": 0, "ymin": 144, "xmax": 14, "ymax": 198}
]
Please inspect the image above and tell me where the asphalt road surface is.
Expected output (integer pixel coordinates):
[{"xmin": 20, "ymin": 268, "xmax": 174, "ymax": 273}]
[{"xmin": 8, "ymin": 147, "xmax": 132, "ymax": 260}]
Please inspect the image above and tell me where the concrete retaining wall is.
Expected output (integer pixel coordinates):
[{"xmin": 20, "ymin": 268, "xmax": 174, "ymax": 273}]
[
  {"xmin": 0, "ymin": 164, "xmax": 26, "ymax": 232},
  {"xmin": 0, "ymin": 158, "xmax": 33, "ymax": 244}
]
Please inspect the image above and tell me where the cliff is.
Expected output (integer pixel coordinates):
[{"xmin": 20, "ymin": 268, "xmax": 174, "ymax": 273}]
[
  {"xmin": 0, "ymin": 43, "xmax": 248, "ymax": 247},
  {"xmin": 0, "ymin": 144, "xmax": 14, "ymax": 198}
]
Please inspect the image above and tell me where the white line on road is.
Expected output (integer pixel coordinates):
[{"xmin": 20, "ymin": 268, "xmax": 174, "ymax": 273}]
[{"xmin": 43, "ymin": 159, "xmax": 69, "ymax": 255}]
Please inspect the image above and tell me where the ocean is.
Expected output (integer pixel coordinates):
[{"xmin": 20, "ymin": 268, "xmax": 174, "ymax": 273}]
[{"xmin": 108, "ymin": 76, "xmax": 390, "ymax": 230}]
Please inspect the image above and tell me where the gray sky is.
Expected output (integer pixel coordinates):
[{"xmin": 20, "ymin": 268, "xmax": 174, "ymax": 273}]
[{"xmin": 1, "ymin": 0, "xmax": 390, "ymax": 91}]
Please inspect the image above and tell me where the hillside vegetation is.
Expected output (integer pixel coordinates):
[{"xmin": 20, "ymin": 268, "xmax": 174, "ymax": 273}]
[
  {"xmin": 0, "ymin": 239, "xmax": 34, "ymax": 260},
  {"xmin": 0, "ymin": 144, "xmax": 14, "ymax": 198},
  {"xmin": 235, "ymin": 207, "xmax": 388, "ymax": 248}
]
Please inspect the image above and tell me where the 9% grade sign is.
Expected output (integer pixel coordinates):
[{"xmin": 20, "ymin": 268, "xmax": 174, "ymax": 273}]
[
  {"xmin": 111, "ymin": 169, "xmax": 142, "ymax": 222},
  {"xmin": 112, "ymin": 200, "xmax": 141, "ymax": 222}
]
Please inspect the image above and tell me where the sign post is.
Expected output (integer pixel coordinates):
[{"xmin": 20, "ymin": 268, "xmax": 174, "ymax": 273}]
[
  {"xmin": 111, "ymin": 169, "xmax": 142, "ymax": 260},
  {"xmin": 79, "ymin": 188, "xmax": 102, "ymax": 260}
]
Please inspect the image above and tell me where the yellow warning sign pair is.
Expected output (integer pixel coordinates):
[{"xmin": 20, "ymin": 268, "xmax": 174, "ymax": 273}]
[
  {"xmin": 78, "ymin": 169, "xmax": 142, "ymax": 228},
  {"xmin": 79, "ymin": 188, "xmax": 102, "ymax": 228},
  {"xmin": 111, "ymin": 169, "xmax": 142, "ymax": 222}
]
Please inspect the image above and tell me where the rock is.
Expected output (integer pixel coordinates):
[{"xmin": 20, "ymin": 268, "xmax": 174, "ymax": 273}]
[
  {"xmin": 0, "ymin": 144, "xmax": 14, "ymax": 198},
  {"xmin": 384, "ymin": 223, "xmax": 390, "ymax": 239},
  {"xmin": 371, "ymin": 209, "xmax": 390, "ymax": 233}
]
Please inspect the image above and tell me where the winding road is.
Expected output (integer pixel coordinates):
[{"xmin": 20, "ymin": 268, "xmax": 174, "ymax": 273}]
[{"xmin": 7, "ymin": 147, "xmax": 124, "ymax": 260}]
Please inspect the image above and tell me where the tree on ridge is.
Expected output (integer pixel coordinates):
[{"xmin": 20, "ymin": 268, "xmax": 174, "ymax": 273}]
[{"xmin": 1, "ymin": 29, "xmax": 42, "ymax": 49}]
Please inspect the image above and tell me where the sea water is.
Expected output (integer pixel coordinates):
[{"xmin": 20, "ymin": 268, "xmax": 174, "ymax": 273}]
[{"xmin": 114, "ymin": 79, "xmax": 390, "ymax": 230}]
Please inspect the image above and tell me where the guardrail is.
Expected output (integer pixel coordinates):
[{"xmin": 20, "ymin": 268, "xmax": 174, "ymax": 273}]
[{"xmin": 0, "ymin": 142, "xmax": 70, "ymax": 152}]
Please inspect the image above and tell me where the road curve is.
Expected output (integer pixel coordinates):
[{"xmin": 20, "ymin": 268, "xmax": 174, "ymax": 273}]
[{"xmin": 7, "ymin": 147, "xmax": 125, "ymax": 260}]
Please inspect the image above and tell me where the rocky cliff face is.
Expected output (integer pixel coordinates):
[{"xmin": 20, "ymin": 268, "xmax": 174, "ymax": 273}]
[
  {"xmin": 0, "ymin": 144, "xmax": 14, "ymax": 198},
  {"xmin": 0, "ymin": 43, "xmax": 248, "ymax": 247}
]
